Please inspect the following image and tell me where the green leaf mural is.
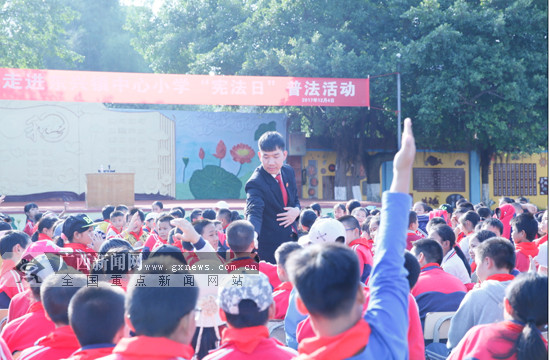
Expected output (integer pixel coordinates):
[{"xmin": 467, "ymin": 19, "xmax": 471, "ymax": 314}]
[
  {"xmin": 254, "ymin": 121, "xmax": 276, "ymax": 141},
  {"xmin": 189, "ymin": 165, "xmax": 242, "ymax": 199}
]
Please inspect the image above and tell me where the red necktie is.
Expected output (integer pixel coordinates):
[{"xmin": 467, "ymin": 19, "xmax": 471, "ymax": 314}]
[{"xmin": 275, "ymin": 173, "xmax": 288, "ymax": 206}]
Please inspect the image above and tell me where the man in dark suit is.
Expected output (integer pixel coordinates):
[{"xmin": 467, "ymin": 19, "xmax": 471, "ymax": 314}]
[{"xmin": 245, "ymin": 131, "xmax": 300, "ymax": 263}]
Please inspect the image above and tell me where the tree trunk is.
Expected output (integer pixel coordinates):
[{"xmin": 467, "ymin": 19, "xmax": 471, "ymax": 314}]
[
  {"xmin": 361, "ymin": 151, "xmax": 395, "ymax": 202},
  {"xmin": 479, "ymin": 148, "xmax": 492, "ymax": 206},
  {"xmin": 334, "ymin": 147, "xmax": 362, "ymax": 201}
]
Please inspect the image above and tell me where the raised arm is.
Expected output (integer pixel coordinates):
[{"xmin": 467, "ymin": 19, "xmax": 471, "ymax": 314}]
[{"xmin": 364, "ymin": 118, "xmax": 416, "ymax": 358}]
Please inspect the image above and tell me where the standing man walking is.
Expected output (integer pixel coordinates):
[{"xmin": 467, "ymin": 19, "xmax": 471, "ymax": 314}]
[{"xmin": 245, "ymin": 131, "xmax": 300, "ymax": 263}]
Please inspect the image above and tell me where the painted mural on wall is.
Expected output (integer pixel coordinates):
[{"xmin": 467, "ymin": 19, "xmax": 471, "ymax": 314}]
[{"xmin": 157, "ymin": 111, "xmax": 286, "ymax": 200}]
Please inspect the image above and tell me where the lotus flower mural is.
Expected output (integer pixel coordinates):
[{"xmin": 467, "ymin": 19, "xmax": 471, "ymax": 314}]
[{"xmin": 189, "ymin": 142, "xmax": 257, "ymax": 199}]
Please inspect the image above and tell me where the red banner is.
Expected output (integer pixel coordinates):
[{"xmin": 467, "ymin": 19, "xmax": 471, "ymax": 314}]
[{"xmin": 0, "ymin": 68, "xmax": 369, "ymax": 107}]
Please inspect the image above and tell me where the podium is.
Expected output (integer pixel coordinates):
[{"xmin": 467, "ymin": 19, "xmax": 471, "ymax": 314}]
[{"xmin": 86, "ymin": 173, "xmax": 135, "ymax": 208}]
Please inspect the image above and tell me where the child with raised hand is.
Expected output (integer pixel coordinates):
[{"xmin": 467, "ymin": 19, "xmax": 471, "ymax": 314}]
[
  {"xmin": 448, "ymin": 272, "xmax": 548, "ymax": 360},
  {"xmin": 288, "ymin": 118, "xmax": 416, "ymax": 359}
]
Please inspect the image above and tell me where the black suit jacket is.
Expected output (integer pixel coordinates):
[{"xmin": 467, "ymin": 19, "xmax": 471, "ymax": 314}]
[{"xmin": 245, "ymin": 164, "xmax": 300, "ymax": 263}]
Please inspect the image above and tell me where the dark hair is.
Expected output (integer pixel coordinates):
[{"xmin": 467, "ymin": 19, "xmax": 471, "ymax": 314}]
[
  {"xmin": 455, "ymin": 198, "xmax": 466, "ymax": 205},
  {"xmin": 346, "ymin": 200, "xmax": 361, "ymax": 215},
  {"xmin": 42, "ymin": 272, "xmax": 86, "ymax": 325},
  {"xmin": 152, "ymin": 201, "xmax": 164, "ymax": 210},
  {"xmin": 92, "ymin": 248, "xmax": 138, "ymax": 276},
  {"xmin": 482, "ymin": 218, "xmax": 504, "ymax": 236},
  {"xmin": 500, "ymin": 197, "xmax": 515, "ymax": 204},
  {"xmin": 127, "ymin": 258, "xmax": 198, "ymax": 337},
  {"xmin": 476, "ymin": 207, "xmax": 492, "ymax": 220},
  {"xmin": 224, "ymin": 299, "xmax": 270, "ymax": 328},
  {"xmin": 217, "ymin": 208, "xmax": 232, "ymax": 224},
  {"xmin": 475, "ymin": 238, "xmax": 516, "ymax": 271},
  {"xmin": 339, "ymin": 215, "xmax": 360, "ymax": 232},
  {"xmin": 361, "ymin": 217, "xmax": 372, "ymax": 234},
  {"xmin": 408, "ymin": 211, "xmax": 418, "ymax": 227},
  {"xmin": 430, "ymin": 224, "xmax": 471, "ymax": 275},
  {"xmin": 110, "ymin": 211, "xmax": 125, "ymax": 220},
  {"xmin": 511, "ymin": 213, "xmax": 538, "ymax": 241},
  {"xmin": 115, "ymin": 205, "xmax": 128, "ymax": 212},
  {"xmin": 287, "ymin": 243, "xmax": 359, "ymax": 318},
  {"xmin": 102, "ymin": 205, "xmax": 115, "ymax": 220},
  {"xmin": 193, "ymin": 219, "xmax": 214, "ymax": 236},
  {"xmin": 169, "ymin": 209, "xmax": 184, "ymax": 219},
  {"xmin": 370, "ymin": 209, "xmax": 380, "ymax": 216},
  {"xmin": 310, "ymin": 203, "xmax": 321, "ymax": 216},
  {"xmin": 98, "ymin": 238, "xmax": 133, "ymax": 253},
  {"xmin": 459, "ymin": 211, "xmax": 481, "ymax": 229},
  {"xmin": 426, "ymin": 217, "xmax": 447, "ymax": 233},
  {"xmin": 226, "ymin": 220, "xmax": 254, "ymax": 253},
  {"xmin": 458, "ymin": 201, "xmax": 474, "ymax": 212},
  {"xmin": 472, "ymin": 230, "xmax": 499, "ymax": 244},
  {"xmin": 494, "ymin": 273, "xmax": 548, "ymax": 360},
  {"xmin": 0, "ymin": 231, "xmax": 30, "ymax": 259},
  {"xmin": 202, "ymin": 209, "xmax": 216, "ymax": 220},
  {"xmin": 230, "ymin": 211, "xmax": 242, "ymax": 222},
  {"xmin": 149, "ymin": 244, "xmax": 187, "ymax": 265},
  {"xmin": 129, "ymin": 208, "xmax": 145, "ymax": 222},
  {"xmin": 69, "ymin": 284, "xmax": 125, "ymax": 346},
  {"xmin": 412, "ymin": 238, "xmax": 444, "ymax": 265},
  {"xmin": 333, "ymin": 203, "xmax": 346, "ymax": 212},
  {"xmin": 24, "ymin": 203, "xmax": 38, "ymax": 219},
  {"xmin": 274, "ymin": 242, "xmax": 302, "ymax": 270},
  {"xmin": 34, "ymin": 213, "xmax": 43, "ymax": 223},
  {"xmin": 404, "ymin": 251, "xmax": 421, "ymax": 290},
  {"xmin": 31, "ymin": 216, "xmax": 58, "ymax": 242},
  {"xmin": 414, "ymin": 202, "xmax": 431, "ymax": 212},
  {"xmin": 172, "ymin": 207, "xmax": 186, "ymax": 218},
  {"xmin": 300, "ymin": 209, "xmax": 317, "ymax": 229},
  {"xmin": 157, "ymin": 214, "xmax": 174, "ymax": 225},
  {"xmin": 258, "ymin": 131, "xmax": 285, "ymax": 152},
  {"xmin": 190, "ymin": 209, "xmax": 203, "ymax": 222},
  {"xmin": 515, "ymin": 196, "xmax": 529, "ymax": 204}
]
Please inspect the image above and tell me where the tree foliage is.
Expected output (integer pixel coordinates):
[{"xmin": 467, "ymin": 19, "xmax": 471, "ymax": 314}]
[{"xmin": 0, "ymin": 0, "xmax": 81, "ymax": 68}]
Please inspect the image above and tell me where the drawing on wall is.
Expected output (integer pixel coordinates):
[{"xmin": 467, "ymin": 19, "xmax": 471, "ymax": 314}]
[{"xmin": 170, "ymin": 112, "xmax": 286, "ymax": 200}]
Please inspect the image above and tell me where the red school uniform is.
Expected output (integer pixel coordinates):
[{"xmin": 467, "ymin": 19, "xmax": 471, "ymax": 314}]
[
  {"xmin": 0, "ymin": 337, "xmax": 12, "ymax": 360},
  {"xmin": 17, "ymin": 325, "xmax": 80, "ymax": 360},
  {"xmin": 23, "ymin": 220, "xmax": 34, "ymax": 237},
  {"xmin": 515, "ymin": 241, "xmax": 539, "ymax": 272},
  {"xmin": 7, "ymin": 288, "xmax": 32, "ymax": 323},
  {"xmin": 0, "ymin": 259, "xmax": 26, "ymax": 303},
  {"xmin": 272, "ymin": 282, "xmax": 293, "ymax": 320},
  {"xmin": 63, "ymin": 243, "xmax": 97, "ymax": 274},
  {"xmin": 349, "ymin": 238, "xmax": 374, "ymax": 283},
  {"xmin": 406, "ymin": 231, "xmax": 423, "ymax": 251},
  {"xmin": 535, "ymin": 234, "xmax": 548, "ymax": 247},
  {"xmin": 1, "ymin": 301, "xmax": 55, "ymax": 354},
  {"xmin": 143, "ymin": 233, "xmax": 167, "ymax": 253},
  {"xmin": 296, "ymin": 290, "xmax": 425, "ymax": 360},
  {"xmin": 97, "ymin": 336, "xmax": 194, "ymax": 360},
  {"xmin": 448, "ymin": 320, "xmax": 548, "ymax": 360},
  {"xmin": 62, "ymin": 344, "xmax": 115, "ymax": 360},
  {"xmin": 258, "ymin": 261, "xmax": 281, "ymax": 289},
  {"xmin": 202, "ymin": 326, "xmax": 296, "ymax": 360}
]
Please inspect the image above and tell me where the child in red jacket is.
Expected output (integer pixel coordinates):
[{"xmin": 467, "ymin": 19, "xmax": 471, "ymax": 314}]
[
  {"xmin": 449, "ymin": 272, "xmax": 548, "ymax": 360},
  {"xmin": 203, "ymin": 273, "xmax": 297, "ymax": 360},
  {"xmin": 272, "ymin": 242, "xmax": 302, "ymax": 320},
  {"xmin": 64, "ymin": 285, "xmax": 126, "ymax": 360},
  {"xmin": 511, "ymin": 213, "xmax": 539, "ymax": 272},
  {"xmin": 17, "ymin": 273, "xmax": 86, "ymax": 360}
]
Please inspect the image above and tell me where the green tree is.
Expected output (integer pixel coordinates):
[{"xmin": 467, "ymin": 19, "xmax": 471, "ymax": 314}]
[
  {"xmin": 0, "ymin": 0, "xmax": 81, "ymax": 68},
  {"xmin": 394, "ymin": 0, "xmax": 548, "ymax": 203},
  {"xmin": 53, "ymin": 0, "xmax": 150, "ymax": 72}
]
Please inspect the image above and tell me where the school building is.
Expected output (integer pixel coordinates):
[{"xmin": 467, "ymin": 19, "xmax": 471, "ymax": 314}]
[{"xmin": 0, "ymin": 100, "xmax": 547, "ymax": 210}]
